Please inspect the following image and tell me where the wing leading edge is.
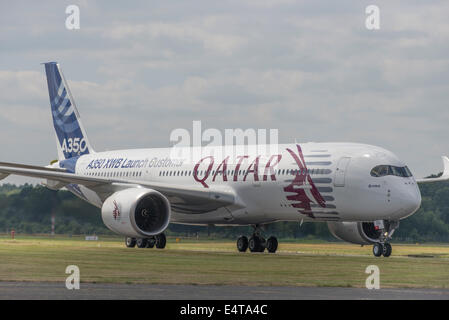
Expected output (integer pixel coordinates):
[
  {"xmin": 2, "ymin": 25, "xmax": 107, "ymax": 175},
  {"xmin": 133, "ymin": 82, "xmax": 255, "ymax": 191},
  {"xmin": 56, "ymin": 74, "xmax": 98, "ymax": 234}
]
[{"xmin": 0, "ymin": 163, "xmax": 240, "ymax": 211}]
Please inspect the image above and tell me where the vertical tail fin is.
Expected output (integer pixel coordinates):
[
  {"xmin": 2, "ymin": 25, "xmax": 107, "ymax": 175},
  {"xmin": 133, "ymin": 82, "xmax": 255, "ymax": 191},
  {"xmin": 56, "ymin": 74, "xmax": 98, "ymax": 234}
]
[{"xmin": 43, "ymin": 62, "xmax": 94, "ymax": 160}]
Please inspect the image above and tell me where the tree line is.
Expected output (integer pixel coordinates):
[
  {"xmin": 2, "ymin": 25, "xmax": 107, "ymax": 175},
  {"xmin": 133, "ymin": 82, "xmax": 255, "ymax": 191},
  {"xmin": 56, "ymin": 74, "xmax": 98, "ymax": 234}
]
[{"xmin": 0, "ymin": 179, "xmax": 448, "ymax": 242}]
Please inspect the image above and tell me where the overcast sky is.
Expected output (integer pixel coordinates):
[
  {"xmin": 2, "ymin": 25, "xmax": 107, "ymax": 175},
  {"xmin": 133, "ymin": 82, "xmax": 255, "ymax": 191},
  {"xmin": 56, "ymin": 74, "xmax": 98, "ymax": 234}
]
[{"xmin": 0, "ymin": 0, "xmax": 448, "ymax": 184}]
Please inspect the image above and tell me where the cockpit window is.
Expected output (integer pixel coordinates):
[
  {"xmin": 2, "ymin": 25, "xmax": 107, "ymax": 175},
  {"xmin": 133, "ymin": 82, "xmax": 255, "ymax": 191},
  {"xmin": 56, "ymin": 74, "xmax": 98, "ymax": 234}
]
[{"xmin": 370, "ymin": 165, "xmax": 412, "ymax": 178}]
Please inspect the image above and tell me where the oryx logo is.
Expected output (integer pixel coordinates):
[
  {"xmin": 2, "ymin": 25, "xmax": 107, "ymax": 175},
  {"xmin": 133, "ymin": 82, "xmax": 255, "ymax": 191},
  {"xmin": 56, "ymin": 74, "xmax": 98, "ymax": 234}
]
[
  {"xmin": 112, "ymin": 200, "xmax": 121, "ymax": 221},
  {"xmin": 283, "ymin": 144, "xmax": 326, "ymax": 218}
]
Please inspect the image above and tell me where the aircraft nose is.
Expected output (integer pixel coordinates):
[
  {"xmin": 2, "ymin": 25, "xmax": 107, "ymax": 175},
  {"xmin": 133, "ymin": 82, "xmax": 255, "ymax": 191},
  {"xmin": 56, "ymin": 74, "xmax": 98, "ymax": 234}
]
[{"xmin": 400, "ymin": 184, "xmax": 421, "ymax": 216}]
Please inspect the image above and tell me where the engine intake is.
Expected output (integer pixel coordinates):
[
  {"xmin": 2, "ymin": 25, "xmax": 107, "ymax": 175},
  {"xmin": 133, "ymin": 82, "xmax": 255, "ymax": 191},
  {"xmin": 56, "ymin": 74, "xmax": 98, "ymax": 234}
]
[
  {"xmin": 102, "ymin": 188, "xmax": 171, "ymax": 237},
  {"xmin": 327, "ymin": 221, "xmax": 382, "ymax": 245}
]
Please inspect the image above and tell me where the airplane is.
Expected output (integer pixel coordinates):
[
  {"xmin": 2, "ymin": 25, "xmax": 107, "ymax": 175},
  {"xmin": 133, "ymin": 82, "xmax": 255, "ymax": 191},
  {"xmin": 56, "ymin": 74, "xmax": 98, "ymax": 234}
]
[{"xmin": 1, "ymin": 62, "xmax": 448, "ymax": 257}]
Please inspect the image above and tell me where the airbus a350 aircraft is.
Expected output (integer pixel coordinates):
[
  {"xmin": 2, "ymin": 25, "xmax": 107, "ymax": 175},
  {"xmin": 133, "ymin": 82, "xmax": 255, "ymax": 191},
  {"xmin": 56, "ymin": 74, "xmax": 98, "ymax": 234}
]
[{"xmin": 1, "ymin": 62, "xmax": 448, "ymax": 257}]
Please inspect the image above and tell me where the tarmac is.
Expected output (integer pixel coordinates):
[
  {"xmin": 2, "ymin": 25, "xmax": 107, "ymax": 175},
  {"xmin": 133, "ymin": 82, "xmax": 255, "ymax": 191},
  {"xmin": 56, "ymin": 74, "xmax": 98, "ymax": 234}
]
[{"xmin": 0, "ymin": 281, "xmax": 448, "ymax": 300}]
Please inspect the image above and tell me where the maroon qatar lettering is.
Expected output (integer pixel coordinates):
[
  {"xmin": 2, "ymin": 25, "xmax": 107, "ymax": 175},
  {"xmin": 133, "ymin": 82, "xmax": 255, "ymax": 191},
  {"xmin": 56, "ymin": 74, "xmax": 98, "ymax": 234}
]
[
  {"xmin": 243, "ymin": 156, "xmax": 260, "ymax": 182},
  {"xmin": 233, "ymin": 155, "xmax": 249, "ymax": 182},
  {"xmin": 193, "ymin": 154, "xmax": 282, "ymax": 188},
  {"xmin": 193, "ymin": 156, "xmax": 214, "ymax": 188},
  {"xmin": 212, "ymin": 156, "xmax": 229, "ymax": 182},
  {"xmin": 263, "ymin": 154, "xmax": 282, "ymax": 181}
]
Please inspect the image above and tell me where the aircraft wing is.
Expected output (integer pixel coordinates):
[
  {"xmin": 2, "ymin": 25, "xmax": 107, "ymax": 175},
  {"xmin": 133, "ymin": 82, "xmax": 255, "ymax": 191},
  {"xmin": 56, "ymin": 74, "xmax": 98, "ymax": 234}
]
[
  {"xmin": 416, "ymin": 156, "xmax": 449, "ymax": 183},
  {"xmin": 0, "ymin": 163, "xmax": 240, "ymax": 211}
]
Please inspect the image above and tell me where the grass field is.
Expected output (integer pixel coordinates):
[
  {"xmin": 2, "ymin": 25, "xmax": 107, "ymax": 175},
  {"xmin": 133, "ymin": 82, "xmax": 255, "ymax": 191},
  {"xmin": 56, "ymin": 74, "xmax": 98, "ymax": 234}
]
[{"xmin": 1, "ymin": 235, "xmax": 449, "ymax": 288}]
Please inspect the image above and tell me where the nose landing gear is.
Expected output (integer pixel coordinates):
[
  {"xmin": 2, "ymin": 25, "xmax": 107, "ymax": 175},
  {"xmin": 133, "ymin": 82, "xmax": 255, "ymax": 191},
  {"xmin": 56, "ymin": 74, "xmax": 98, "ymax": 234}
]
[
  {"xmin": 373, "ymin": 242, "xmax": 392, "ymax": 257},
  {"xmin": 372, "ymin": 220, "xmax": 398, "ymax": 257},
  {"xmin": 383, "ymin": 243, "xmax": 392, "ymax": 257}
]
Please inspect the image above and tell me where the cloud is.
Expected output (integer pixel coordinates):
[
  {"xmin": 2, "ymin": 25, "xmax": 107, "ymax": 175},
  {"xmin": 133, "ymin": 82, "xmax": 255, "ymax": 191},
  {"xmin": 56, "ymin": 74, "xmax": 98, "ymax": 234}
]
[{"xmin": 0, "ymin": 0, "xmax": 448, "ymax": 182}]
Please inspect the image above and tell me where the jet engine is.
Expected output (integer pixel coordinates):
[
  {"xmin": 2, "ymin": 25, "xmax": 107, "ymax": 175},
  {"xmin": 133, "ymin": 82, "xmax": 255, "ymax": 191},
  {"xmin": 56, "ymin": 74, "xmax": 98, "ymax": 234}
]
[
  {"xmin": 327, "ymin": 221, "xmax": 384, "ymax": 245},
  {"xmin": 101, "ymin": 188, "xmax": 171, "ymax": 238}
]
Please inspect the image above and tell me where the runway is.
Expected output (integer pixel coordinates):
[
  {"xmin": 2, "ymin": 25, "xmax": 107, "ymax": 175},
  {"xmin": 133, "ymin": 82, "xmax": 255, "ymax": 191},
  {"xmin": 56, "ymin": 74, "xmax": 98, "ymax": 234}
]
[{"xmin": 0, "ymin": 282, "xmax": 448, "ymax": 300}]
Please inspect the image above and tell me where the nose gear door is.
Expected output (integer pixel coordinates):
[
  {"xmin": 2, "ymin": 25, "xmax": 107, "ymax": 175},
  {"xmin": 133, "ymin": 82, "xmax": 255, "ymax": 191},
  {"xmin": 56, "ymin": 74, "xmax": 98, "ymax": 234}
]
[{"xmin": 334, "ymin": 157, "xmax": 351, "ymax": 187}]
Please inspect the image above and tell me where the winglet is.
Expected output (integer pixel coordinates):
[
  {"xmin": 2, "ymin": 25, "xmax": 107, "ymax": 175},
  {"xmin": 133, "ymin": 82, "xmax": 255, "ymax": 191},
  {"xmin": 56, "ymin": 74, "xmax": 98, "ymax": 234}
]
[
  {"xmin": 441, "ymin": 156, "xmax": 449, "ymax": 178},
  {"xmin": 417, "ymin": 156, "xmax": 449, "ymax": 183}
]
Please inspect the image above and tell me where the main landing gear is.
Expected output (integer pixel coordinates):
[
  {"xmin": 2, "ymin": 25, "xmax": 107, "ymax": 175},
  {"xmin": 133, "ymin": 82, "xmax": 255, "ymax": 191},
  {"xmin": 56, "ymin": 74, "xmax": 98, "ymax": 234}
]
[
  {"xmin": 125, "ymin": 233, "xmax": 166, "ymax": 249},
  {"xmin": 237, "ymin": 225, "xmax": 278, "ymax": 253}
]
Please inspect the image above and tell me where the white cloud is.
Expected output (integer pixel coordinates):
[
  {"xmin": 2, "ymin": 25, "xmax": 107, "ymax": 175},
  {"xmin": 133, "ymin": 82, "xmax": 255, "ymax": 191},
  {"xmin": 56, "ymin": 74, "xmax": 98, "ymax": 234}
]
[
  {"xmin": 0, "ymin": 0, "xmax": 448, "ymax": 181},
  {"xmin": 101, "ymin": 21, "xmax": 248, "ymax": 55}
]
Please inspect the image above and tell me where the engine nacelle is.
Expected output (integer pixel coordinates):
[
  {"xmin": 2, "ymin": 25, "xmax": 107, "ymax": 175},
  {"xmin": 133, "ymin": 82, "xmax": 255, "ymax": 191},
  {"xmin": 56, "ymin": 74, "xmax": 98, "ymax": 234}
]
[
  {"xmin": 327, "ymin": 221, "xmax": 383, "ymax": 245},
  {"xmin": 102, "ymin": 188, "xmax": 171, "ymax": 238}
]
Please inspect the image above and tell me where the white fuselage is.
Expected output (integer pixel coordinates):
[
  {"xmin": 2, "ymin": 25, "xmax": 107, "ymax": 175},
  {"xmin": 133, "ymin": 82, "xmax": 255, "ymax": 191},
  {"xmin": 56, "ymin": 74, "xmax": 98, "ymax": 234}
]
[{"xmin": 59, "ymin": 142, "xmax": 422, "ymax": 226}]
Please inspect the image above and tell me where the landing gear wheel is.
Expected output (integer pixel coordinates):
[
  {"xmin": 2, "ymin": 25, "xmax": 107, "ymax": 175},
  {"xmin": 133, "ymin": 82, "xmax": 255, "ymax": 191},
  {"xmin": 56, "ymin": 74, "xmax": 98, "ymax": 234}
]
[
  {"xmin": 125, "ymin": 237, "xmax": 136, "ymax": 248},
  {"xmin": 136, "ymin": 238, "xmax": 148, "ymax": 248},
  {"xmin": 373, "ymin": 243, "xmax": 384, "ymax": 257},
  {"xmin": 237, "ymin": 236, "xmax": 249, "ymax": 252},
  {"xmin": 146, "ymin": 237, "xmax": 156, "ymax": 248},
  {"xmin": 266, "ymin": 236, "xmax": 278, "ymax": 253},
  {"xmin": 249, "ymin": 236, "xmax": 265, "ymax": 253},
  {"xmin": 155, "ymin": 233, "xmax": 166, "ymax": 249},
  {"xmin": 383, "ymin": 243, "xmax": 392, "ymax": 257},
  {"xmin": 248, "ymin": 236, "xmax": 258, "ymax": 252}
]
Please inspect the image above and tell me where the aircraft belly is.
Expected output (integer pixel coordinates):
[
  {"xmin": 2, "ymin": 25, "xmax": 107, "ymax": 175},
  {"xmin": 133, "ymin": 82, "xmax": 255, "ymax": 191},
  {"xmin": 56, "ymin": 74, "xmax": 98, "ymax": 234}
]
[{"xmin": 171, "ymin": 208, "xmax": 235, "ymax": 225}]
